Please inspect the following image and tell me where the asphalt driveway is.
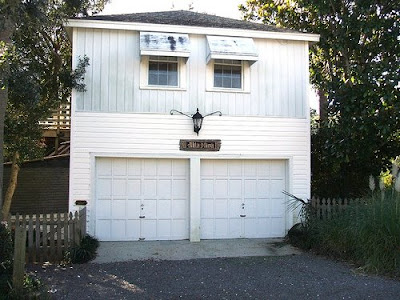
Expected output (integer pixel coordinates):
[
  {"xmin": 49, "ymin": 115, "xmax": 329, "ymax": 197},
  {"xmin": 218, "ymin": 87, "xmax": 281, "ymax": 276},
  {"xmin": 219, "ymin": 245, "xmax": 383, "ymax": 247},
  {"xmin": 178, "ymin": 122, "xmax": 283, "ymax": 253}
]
[{"xmin": 30, "ymin": 253, "xmax": 400, "ymax": 299}]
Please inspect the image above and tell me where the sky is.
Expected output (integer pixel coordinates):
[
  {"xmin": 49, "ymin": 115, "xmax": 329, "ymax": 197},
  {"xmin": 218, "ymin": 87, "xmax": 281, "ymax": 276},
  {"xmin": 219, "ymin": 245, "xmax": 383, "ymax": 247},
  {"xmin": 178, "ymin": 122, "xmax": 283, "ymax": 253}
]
[
  {"xmin": 100, "ymin": 0, "xmax": 319, "ymax": 110},
  {"xmin": 101, "ymin": 0, "xmax": 246, "ymax": 19}
]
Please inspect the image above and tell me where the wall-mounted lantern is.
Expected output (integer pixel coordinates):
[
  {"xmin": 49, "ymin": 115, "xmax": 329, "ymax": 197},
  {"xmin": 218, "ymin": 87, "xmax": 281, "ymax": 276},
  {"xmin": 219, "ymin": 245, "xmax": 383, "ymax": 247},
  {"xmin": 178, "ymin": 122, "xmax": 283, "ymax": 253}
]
[{"xmin": 170, "ymin": 108, "xmax": 222, "ymax": 135}]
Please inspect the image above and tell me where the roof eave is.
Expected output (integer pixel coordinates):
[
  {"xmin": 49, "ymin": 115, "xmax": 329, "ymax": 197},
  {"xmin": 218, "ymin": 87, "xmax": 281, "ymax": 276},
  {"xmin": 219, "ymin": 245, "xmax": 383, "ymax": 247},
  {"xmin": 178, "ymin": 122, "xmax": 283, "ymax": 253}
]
[{"xmin": 65, "ymin": 19, "xmax": 320, "ymax": 42}]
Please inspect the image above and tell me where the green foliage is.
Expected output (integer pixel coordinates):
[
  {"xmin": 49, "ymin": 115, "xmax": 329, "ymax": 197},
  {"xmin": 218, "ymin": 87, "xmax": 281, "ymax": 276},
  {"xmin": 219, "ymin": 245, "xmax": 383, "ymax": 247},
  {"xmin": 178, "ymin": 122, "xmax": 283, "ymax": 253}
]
[
  {"xmin": 0, "ymin": 221, "xmax": 13, "ymax": 297},
  {"xmin": 287, "ymin": 191, "xmax": 400, "ymax": 276},
  {"xmin": 241, "ymin": 1, "xmax": 400, "ymax": 197},
  {"xmin": 3, "ymin": 2, "xmax": 91, "ymax": 162},
  {"xmin": 65, "ymin": 235, "xmax": 99, "ymax": 264}
]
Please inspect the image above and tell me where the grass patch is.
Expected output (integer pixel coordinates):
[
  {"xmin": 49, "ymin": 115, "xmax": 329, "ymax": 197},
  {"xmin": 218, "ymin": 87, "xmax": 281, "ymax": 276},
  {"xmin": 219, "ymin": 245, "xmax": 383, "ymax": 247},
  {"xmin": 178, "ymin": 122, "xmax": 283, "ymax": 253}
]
[{"xmin": 287, "ymin": 191, "xmax": 400, "ymax": 276}]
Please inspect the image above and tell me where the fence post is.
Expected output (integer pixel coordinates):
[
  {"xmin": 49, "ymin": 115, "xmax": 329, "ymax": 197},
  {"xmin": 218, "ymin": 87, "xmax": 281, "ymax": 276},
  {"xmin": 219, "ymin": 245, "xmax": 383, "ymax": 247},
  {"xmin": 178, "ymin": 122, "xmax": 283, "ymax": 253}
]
[
  {"xmin": 13, "ymin": 226, "xmax": 26, "ymax": 293},
  {"xmin": 79, "ymin": 207, "xmax": 87, "ymax": 237}
]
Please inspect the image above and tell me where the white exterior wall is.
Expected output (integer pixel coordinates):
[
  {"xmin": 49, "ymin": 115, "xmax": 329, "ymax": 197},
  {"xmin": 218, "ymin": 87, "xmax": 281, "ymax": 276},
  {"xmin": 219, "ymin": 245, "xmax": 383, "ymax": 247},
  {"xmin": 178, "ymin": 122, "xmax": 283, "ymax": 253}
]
[
  {"xmin": 73, "ymin": 28, "xmax": 308, "ymax": 118},
  {"xmin": 69, "ymin": 113, "xmax": 311, "ymax": 236}
]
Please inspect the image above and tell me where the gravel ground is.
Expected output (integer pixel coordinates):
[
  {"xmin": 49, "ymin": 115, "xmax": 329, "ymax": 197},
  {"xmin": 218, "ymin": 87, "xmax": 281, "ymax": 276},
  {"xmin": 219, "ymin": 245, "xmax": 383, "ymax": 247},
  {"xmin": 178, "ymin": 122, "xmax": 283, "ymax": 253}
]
[{"xmin": 29, "ymin": 253, "xmax": 400, "ymax": 299}]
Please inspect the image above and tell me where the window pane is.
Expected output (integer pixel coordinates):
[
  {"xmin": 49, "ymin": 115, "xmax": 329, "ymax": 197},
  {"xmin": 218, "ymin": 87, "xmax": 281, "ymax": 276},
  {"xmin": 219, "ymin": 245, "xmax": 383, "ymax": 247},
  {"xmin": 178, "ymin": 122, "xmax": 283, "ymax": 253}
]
[
  {"xmin": 214, "ymin": 75, "xmax": 222, "ymax": 87},
  {"xmin": 159, "ymin": 74, "xmax": 168, "ymax": 85},
  {"xmin": 213, "ymin": 62, "xmax": 242, "ymax": 89},
  {"xmin": 148, "ymin": 58, "xmax": 179, "ymax": 87},
  {"xmin": 168, "ymin": 70, "xmax": 178, "ymax": 86}
]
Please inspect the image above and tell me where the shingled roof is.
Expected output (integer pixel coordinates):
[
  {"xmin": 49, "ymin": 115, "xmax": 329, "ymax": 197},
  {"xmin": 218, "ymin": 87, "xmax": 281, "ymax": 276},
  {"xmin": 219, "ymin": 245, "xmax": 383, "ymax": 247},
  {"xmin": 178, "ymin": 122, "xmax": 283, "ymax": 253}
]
[{"xmin": 77, "ymin": 10, "xmax": 299, "ymax": 34}]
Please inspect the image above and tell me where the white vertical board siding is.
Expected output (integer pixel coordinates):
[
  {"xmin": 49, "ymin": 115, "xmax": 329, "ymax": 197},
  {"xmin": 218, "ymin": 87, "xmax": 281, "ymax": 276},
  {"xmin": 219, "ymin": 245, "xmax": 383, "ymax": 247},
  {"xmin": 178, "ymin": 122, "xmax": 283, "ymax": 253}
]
[
  {"xmin": 73, "ymin": 29, "xmax": 308, "ymax": 118},
  {"xmin": 69, "ymin": 112, "xmax": 311, "ymax": 235}
]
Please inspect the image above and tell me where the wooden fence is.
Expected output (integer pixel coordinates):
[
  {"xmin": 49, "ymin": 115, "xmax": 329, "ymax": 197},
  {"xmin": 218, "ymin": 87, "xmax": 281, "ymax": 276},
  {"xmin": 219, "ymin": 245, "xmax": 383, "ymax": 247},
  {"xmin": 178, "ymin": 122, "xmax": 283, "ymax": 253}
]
[
  {"xmin": 310, "ymin": 197, "xmax": 360, "ymax": 219},
  {"xmin": 1, "ymin": 208, "xmax": 86, "ymax": 263}
]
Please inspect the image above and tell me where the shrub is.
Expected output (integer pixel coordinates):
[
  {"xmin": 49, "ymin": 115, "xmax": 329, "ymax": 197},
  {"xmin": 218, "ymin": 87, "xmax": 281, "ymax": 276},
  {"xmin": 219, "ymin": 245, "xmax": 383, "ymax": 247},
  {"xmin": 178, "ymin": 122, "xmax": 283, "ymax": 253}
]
[
  {"xmin": 287, "ymin": 190, "xmax": 400, "ymax": 276},
  {"xmin": 0, "ymin": 221, "xmax": 13, "ymax": 297},
  {"xmin": 65, "ymin": 235, "xmax": 99, "ymax": 264}
]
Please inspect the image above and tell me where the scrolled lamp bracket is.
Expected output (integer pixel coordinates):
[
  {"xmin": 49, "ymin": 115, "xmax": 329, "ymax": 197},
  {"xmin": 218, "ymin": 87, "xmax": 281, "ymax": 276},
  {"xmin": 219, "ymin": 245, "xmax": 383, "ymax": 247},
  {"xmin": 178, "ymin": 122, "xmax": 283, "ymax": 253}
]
[{"xmin": 170, "ymin": 108, "xmax": 222, "ymax": 135}]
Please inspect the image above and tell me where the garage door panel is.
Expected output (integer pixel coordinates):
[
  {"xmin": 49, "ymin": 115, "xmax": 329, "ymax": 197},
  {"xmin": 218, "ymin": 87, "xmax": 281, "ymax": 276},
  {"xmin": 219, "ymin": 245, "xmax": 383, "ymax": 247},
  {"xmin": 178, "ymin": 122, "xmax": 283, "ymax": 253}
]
[
  {"xmin": 97, "ymin": 220, "xmax": 111, "ymax": 240},
  {"xmin": 229, "ymin": 180, "xmax": 242, "ymax": 197},
  {"xmin": 172, "ymin": 179, "xmax": 188, "ymax": 198},
  {"xmin": 126, "ymin": 220, "xmax": 140, "ymax": 239},
  {"xmin": 257, "ymin": 180, "xmax": 269, "ymax": 197},
  {"xmin": 257, "ymin": 162, "xmax": 270, "ymax": 176},
  {"xmin": 113, "ymin": 158, "xmax": 127, "ymax": 175},
  {"xmin": 143, "ymin": 180, "xmax": 157, "ymax": 197},
  {"xmin": 112, "ymin": 200, "xmax": 126, "ymax": 218},
  {"xmin": 157, "ymin": 200, "xmax": 171, "ymax": 218},
  {"xmin": 228, "ymin": 161, "xmax": 242, "ymax": 176},
  {"xmin": 215, "ymin": 180, "xmax": 228, "ymax": 197},
  {"xmin": 97, "ymin": 199, "xmax": 112, "ymax": 218},
  {"xmin": 172, "ymin": 200, "xmax": 187, "ymax": 219},
  {"xmin": 270, "ymin": 161, "xmax": 285, "ymax": 177},
  {"xmin": 157, "ymin": 160, "xmax": 172, "ymax": 176},
  {"xmin": 144, "ymin": 199, "xmax": 157, "ymax": 219},
  {"xmin": 158, "ymin": 180, "xmax": 172, "ymax": 198},
  {"xmin": 229, "ymin": 219, "xmax": 242, "ymax": 237},
  {"xmin": 270, "ymin": 179, "xmax": 285, "ymax": 198},
  {"xmin": 214, "ymin": 161, "xmax": 228, "ymax": 176},
  {"xmin": 270, "ymin": 218, "xmax": 285, "ymax": 236},
  {"xmin": 127, "ymin": 180, "xmax": 141, "ymax": 198},
  {"xmin": 201, "ymin": 199, "xmax": 214, "ymax": 218},
  {"xmin": 244, "ymin": 161, "xmax": 257, "ymax": 176},
  {"xmin": 200, "ymin": 219, "xmax": 213, "ymax": 239},
  {"xmin": 97, "ymin": 158, "xmax": 112, "ymax": 176},
  {"xmin": 215, "ymin": 199, "xmax": 228, "ymax": 218},
  {"xmin": 127, "ymin": 159, "xmax": 142, "ymax": 176},
  {"xmin": 201, "ymin": 180, "xmax": 214, "ymax": 198},
  {"xmin": 144, "ymin": 160, "xmax": 157, "ymax": 176},
  {"xmin": 229, "ymin": 199, "xmax": 242, "ymax": 217},
  {"xmin": 97, "ymin": 179, "xmax": 112, "ymax": 197},
  {"xmin": 126, "ymin": 200, "xmax": 141, "ymax": 218},
  {"xmin": 112, "ymin": 179, "xmax": 127, "ymax": 197},
  {"xmin": 244, "ymin": 180, "xmax": 257, "ymax": 198},
  {"xmin": 111, "ymin": 220, "xmax": 126, "ymax": 240},
  {"xmin": 172, "ymin": 220, "xmax": 187, "ymax": 237},
  {"xmin": 256, "ymin": 198, "xmax": 268, "ymax": 217},
  {"xmin": 157, "ymin": 220, "xmax": 171, "ymax": 238},
  {"xmin": 215, "ymin": 219, "xmax": 229, "ymax": 237},
  {"xmin": 173, "ymin": 160, "xmax": 188, "ymax": 176},
  {"xmin": 270, "ymin": 199, "xmax": 285, "ymax": 215},
  {"xmin": 141, "ymin": 219, "xmax": 157, "ymax": 239}
]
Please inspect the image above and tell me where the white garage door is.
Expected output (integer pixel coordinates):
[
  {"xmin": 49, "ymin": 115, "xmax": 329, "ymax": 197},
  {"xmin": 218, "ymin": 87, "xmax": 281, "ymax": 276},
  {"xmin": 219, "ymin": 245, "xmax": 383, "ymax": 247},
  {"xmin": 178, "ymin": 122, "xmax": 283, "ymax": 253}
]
[
  {"xmin": 95, "ymin": 158, "xmax": 189, "ymax": 241},
  {"xmin": 201, "ymin": 160, "xmax": 286, "ymax": 239}
]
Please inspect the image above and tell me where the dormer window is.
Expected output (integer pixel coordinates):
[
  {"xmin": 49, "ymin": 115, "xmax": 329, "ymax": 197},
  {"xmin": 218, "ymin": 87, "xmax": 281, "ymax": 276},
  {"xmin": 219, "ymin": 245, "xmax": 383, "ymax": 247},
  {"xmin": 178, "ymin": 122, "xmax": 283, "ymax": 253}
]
[
  {"xmin": 140, "ymin": 32, "xmax": 190, "ymax": 90},
  {"xmin": 206, "ymin": 36, "xmax": 258, "ymax": 93},
  {"xmin": 148, "ymin": 56, "xmax": 178, "ymax": 87},
  {"xmin": 214, "ymin": 59, "xmax": 242, "ymax": 89}
]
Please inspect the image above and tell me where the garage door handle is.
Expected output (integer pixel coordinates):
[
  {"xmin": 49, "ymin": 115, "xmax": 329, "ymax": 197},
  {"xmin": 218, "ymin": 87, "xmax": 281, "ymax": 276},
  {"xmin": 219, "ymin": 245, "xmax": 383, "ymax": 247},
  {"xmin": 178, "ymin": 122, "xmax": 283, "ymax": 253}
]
[
  {"xmin": 139, "ymin": 216, "xmax": 145, "ymax": 219},
  {"xmin": 240, "ymin": 214, "xmax": 246, "ymax": 217}
]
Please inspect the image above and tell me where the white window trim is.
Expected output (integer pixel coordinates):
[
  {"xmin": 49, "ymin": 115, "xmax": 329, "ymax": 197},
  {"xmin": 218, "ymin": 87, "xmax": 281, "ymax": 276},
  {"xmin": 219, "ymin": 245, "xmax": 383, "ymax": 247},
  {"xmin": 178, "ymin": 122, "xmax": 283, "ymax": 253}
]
[
  {"xmin": 140, "ymin": 55, "xmax": 187, "ymax": 91},
  {"xmin": 206, "ymin": 59, "xmax": 251, "ymax": 93}
]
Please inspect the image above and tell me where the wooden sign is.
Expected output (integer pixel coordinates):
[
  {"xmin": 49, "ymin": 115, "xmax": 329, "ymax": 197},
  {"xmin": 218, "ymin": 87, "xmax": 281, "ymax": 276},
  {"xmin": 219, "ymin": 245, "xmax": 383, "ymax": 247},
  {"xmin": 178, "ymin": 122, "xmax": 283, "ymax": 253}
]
[{"xmin": 180, "ymin": 139, "xmax": 221, "ymax": 151}]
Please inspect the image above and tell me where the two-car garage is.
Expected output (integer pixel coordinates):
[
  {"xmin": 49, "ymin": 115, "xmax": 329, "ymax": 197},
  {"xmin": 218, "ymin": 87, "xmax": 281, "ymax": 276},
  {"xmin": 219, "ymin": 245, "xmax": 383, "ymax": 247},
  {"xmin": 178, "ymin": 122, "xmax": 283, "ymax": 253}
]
[{"xmin": 95, "ymin": 157, "xmax": 287, "ymax": 241}]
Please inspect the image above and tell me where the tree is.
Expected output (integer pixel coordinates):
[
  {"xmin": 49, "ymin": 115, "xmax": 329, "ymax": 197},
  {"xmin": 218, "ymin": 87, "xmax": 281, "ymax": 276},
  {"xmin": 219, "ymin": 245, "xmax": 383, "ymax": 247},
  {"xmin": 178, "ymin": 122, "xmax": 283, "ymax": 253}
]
[
  {"xmin": 0, "ymin": 0, "xmax": 107, "ymax": 217},
  {"xmin": 240, "ymin": 0, "xmax": 400, "ymax": 197}
]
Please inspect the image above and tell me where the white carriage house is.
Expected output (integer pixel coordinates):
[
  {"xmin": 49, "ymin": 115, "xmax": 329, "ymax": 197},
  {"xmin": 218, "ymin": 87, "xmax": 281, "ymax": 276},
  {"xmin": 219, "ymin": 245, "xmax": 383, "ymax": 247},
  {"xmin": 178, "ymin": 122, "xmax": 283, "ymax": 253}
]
[{"xmin": 66, "ymin": 10, "xmax": 319, "ymax": 242}]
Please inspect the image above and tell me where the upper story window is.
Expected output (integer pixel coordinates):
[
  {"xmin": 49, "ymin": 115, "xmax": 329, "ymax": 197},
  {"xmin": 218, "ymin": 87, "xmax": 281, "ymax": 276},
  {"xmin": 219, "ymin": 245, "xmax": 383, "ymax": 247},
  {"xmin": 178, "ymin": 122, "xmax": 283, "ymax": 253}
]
[
  {"xmin": 140, "ymin": 32, "xmax": 190, "ymax": 90},
  {"xmin": 206, "ymin": 36, "xmax": 258, "ymax": 93},
  {"xmin": 214, "ymin": 59, "xmax": 242, "ymax": 89},
  {"xmin": 148, "ymin": 56, "xmax": 178, "ymax": 87}
]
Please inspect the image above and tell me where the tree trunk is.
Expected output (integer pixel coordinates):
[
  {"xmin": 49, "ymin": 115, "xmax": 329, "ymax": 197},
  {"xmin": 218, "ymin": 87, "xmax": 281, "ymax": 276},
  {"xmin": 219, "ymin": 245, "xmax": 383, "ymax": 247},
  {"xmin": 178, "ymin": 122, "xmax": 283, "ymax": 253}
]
[
  {"xmin": 1, "ymin": 151, "xmax": 19, "ymax": 219},
  {"xmin": 0, "ymin": 11, "xmax": 16, "ymax": 209},
  {"xmin": 318, "ymin": 89, "xmax": 328, "ymax": 122}
]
